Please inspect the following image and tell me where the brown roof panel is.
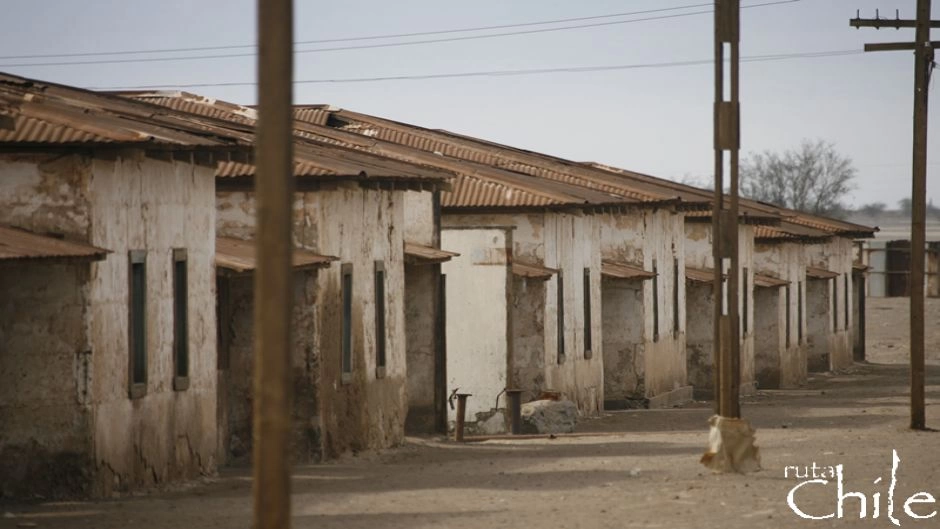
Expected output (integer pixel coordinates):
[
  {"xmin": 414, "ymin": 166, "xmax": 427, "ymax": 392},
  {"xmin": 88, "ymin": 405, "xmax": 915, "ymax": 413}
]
[
  {"xmin": 806, "ymin": 266, "xmax": 839, "ymax": 280},
  {"xmin": 404, "ymin": 242, "xmax": 459, "ymax": 264},
  {"xmin": 0, "ymin": 73, "xmax": 249, "ymax": 152},
  {"xmin": 601, "ymin": 260, "xmax": 655, "ymax": 280},
  {"xmin": 685, "ymin": 266, "xmax": 724, "ymax": 283},
  {"xmin": 216, "ymin": 237, "xmax": 337, "ymax": 273},
  {"xmin": 754, "ymin": 273, "xmax": 790, "ymax": 288},
  {"xmin": 512, "ymin": 260, "xmax": 559, "ymax": 280},
  {"xmin": 0, "ymin": 225, "xmax": 109, "ymax": 261}
]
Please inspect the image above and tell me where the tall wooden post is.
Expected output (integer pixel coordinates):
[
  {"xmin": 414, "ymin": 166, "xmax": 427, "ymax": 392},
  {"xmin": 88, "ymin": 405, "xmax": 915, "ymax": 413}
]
[
  {"xmin": 253, "ymin": 0, "xmax": 294, "ymax": 527},
  {"xmin": 909, "ymin": 0, "xmax": 931, "ymax": 431},
  {"xmin": 850, "ymin": 0, "xmax": 934, "ymax": 431},
  {"xmin": 714, "ymin": 0, "xmax": 742, "ymax": 419}
]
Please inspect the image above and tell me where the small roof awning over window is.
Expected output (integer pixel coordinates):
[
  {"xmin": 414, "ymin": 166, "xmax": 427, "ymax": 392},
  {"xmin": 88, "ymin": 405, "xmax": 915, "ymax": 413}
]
[
  {"xmin": 0, "ymin": 224, "xmax": 109, "ymax": 262},
  {"xmin": 601, "ymin": 260, "xmax": 655, "ymax": 281},
  {"xmin": 853, "ymin": 262, "xmax": 870, "ymax": 273},
  {"xmin": 216, "ymin": 237, "xmax": 337, "ymax": 274},
  {"xmin": 754, "ymin": 273, "xmax": 790, "ymax": 288},
  {"xmin": 806, "ymin": 266, "xmax": 839, "ymax": 280},
  {"xmin": 512, "ymin": 260, "xmax": 559, "ymax": 281},
  {"xmin": 685, "ymin": 266, "xmax": 724, "ymax": 283},
  {"xmin": 404, "ymin": 242, "xmax": 460, "ymax": 264}
]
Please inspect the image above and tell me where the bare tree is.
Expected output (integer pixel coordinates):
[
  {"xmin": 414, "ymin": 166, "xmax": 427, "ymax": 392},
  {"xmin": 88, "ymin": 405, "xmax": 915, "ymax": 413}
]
[{"xmin": 741, "ymin": 139, "xmax": 856, "ymax": 217}]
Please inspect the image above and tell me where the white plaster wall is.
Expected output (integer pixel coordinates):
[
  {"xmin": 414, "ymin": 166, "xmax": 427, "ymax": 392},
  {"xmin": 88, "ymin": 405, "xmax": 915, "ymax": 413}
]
[
  {"xmin": 441, "ymin": 228, "xmax": 511, "ymax": 421},
  {"xmin": 599, "ymin": 209, "xmax": 688, "ymax": 403},
  {"xmin": 805, "ymin": 238, "xmax": 855, "ymax": 370},
  {"xmin": 403, "ymin": 190, "xmax": 436, "ymax": 246},
  {"xmin": 87, "ymin": 154, "xmax": 217, "ymax": 495},
  {"xmin": 542, "ymin": 213, "xmax": 604, "ymax": 414},
  {"xmin": 753, "ymin": 242, "xmax": 808, "ymax": 388},
  {"xmin": 304, "ymin": 188, "xmax": 408, "ymax": 456}
]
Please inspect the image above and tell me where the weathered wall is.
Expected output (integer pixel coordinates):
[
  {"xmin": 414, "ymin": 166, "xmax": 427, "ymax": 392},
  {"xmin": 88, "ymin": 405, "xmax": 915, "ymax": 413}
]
[
  {"xmin": 307, "ymin": 188, "xmax": 409, "ymax": 457},
  {"xmin": 402, "ymin": 190, "xmax": 443, "ymax": 434},
  {"xmin": 215, "ymin": 272, "xmax": 320, "ymax": 465},
  {"xmin": 0, "ymin": 154, "xmax": 96, "ymax": 497},
  {"xmin": 599, "ymin": 209, "xmax": 688, "ymax": 407},
  {"xmin": 806, "ymin": 279, "xmax": 832, "ymax": 372},
  {"xmin": 0, "ymin": 261, "xmax": 93, "ymax": 498},
  {"xmin": 88, "ymin": 154, "xmax": 218, "ymax": 496},
  {"xmin": 684, "ymin": 222, "xmax": 755, "ymax": 395},
  {"xmin": 753, "ymin": 242, "xmax": 807, "ymax": 388},
  {"xmin": 806, "ymin": 238, "xmax": 854, "ymax": 370},
  {"xmin": 601, "ymin": 280, "xmax": 644, "ymax": 401},
  {"xmin": 541, "ymin": 213, "xmax": 604, "ymax": 414},
  {"xmin": 404, "ymin": 263, "xmax": 439, "ymax": 433},
  {"xmin": 440, "ymin": 228, "xmax": 511, "ymax": 422},
  {"xmin": 219, "ymin": 186, "xmax": 416, "ymax": 458},
  {"xmin": 444, "ymin": 212, "xmax": 605, "ymax": 415}
]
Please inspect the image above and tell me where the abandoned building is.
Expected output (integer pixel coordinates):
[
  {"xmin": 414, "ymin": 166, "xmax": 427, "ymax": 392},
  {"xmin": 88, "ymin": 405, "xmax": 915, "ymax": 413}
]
[
  {"xmin": 0, "ymin": 73, "xmax": 249, "ymax": 498},
  {"xmin": 313, "ymin": 109, "xmax": 699, "ymax": 411}
]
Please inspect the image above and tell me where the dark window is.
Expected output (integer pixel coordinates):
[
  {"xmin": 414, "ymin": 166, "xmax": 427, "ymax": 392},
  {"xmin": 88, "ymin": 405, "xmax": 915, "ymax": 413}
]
[
  {"xmin": 831, "ymin": 277, "xmax": 838, "ymax": 330},
  {"xmin": 798, "ymin": 281, "xmax": 804, "ymax": 343},
  {"xmin": 673, "ymin": 257, "xmax": 680, "ymax": 336},
  {"xmin": 216, "ymin": 275, "xmax": 230, "ymax": 370},
  {"xmin": 583, "ymin": 268, "xmax": 592, "ymax": 359},
  {"xmin": 844, "ymin": 274, "xmax": 850, "ymax": 330},
  {"xmin": 173, "ymin": 249, "xmax": 189, "ymax": 391},
  {"xmin": 374, "ymin": 261, "xmax": 387, "ymax": 377},
  {"xmin": 785, "ymin": 284, "xmax": 792, "ymax": 348},
  {"xmin": 341, "ymin": 264, "xmax": 353, "ymax": 380},
  {"xmin": 652, "ymin": 260, "xmax": 659, "ymax": 342},
  {"xmin": 742, "ymin": 267, "xmax": 749, "ymax": 335},
  {"xmin": 128, "ymin": 250, "xmax": 147, "ymax": 398},
  {"xmin": 557, "ymin": 271, "xmax": 565, "ymax": 364}
]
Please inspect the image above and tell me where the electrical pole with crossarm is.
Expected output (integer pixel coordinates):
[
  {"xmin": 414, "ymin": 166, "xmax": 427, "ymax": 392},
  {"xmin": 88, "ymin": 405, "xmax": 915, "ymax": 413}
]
[{"xmin": 850, "ymin": 0, "xmax": 936, "ymax": 430}]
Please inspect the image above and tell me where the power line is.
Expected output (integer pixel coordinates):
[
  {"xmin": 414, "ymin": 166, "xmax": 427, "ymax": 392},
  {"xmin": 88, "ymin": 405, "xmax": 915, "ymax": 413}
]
[
  {"xmin": 0, "ymin": 2, "xmax": 721, "ymax": 60},
  {"xmin": 90, "ymin": 49, "xmax": 864, "ymax": 90},
  {"xmin": 0, "ymin": 0, "xmax": 799, "ymax": 69}
]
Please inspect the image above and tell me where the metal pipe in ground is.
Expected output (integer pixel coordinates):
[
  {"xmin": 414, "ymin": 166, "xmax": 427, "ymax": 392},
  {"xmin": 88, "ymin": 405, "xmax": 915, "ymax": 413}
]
[
  {"xmin": 454, "ymin": 393, "xmax": 471, "ymax": 442},
  {"xmin": 505, "ymin": 389, "xmax": 524, "ymax": 435}
]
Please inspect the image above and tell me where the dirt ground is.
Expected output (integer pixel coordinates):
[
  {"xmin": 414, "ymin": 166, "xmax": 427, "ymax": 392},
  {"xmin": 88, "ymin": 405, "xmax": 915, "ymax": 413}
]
[{"xmin": 2, "ymin": 297, "xmax": 939, "ymax": 529}]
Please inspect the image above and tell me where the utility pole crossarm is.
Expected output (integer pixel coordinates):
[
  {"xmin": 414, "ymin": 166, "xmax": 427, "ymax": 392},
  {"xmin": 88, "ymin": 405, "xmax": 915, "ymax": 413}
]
[
  {"xmin": 851, "ymin": 18, "xmax": 940, "ymax": 29},
  {"xmin": 864, "ymin": 41, "xmax": 940, "ymax": 52}
]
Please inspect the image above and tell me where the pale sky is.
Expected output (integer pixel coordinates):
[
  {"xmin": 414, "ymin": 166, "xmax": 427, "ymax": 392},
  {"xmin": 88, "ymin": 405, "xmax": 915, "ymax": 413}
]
[{"xmin": 2, "ymin": 0, "xmax": 937, "ymax": 208}]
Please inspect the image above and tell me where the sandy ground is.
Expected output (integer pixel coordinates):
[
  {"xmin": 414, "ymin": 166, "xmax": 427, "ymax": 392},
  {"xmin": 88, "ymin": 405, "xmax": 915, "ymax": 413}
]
[{"xmin": 2, "ymin": 297, "xmax": 940, "ymax": 529}]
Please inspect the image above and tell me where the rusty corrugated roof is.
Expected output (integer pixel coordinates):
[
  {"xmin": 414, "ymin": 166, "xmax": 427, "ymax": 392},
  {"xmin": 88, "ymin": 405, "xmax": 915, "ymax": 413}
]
[
  {"xmin": 0, "ymin": 73, "xmax": 250, "ymax": 153},
  {"xmin": 601, "ymin": 260, "xmax": 655, "ymax": 280},
  {"xmin": 404, "ymin": 242, "xmax": 459, "ymax": 264},
  {"xmin": 216, "ymin": 237, "xmax": 336, "ymax": 273},
  {"xmin": 314, "ymin": 109, "xmax": 686, "ymax": 208},
  {"xmin": 113, "ymin": 91, "xmax": 453, "ymax": 186},
  {"xmin": 123, "ymin": 92, "xmax": 644, "ymax": 210},
  {"xmin": 0, "ymin": 224, "xmax": 109, "ymax": 261}
]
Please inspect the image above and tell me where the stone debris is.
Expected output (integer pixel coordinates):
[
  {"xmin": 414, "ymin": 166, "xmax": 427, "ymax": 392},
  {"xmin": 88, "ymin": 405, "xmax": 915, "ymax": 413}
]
[{"xmin": 520, "ymin": 399, "xmax": 578, "ymax": 434}]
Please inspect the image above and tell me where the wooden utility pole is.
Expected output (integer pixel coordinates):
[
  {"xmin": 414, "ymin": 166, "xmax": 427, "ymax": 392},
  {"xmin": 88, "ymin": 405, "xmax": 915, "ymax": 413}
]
[
  {"xmin": 851, "ymin": 0, "xmax": 935, "ymax": 430},
  {"xmin": 253, "ymin": 0, "xmax": 294, "ymax": 527},
  {"xmin": 714, "ymin": 0, "xmax": 742, "ymax": 419}
]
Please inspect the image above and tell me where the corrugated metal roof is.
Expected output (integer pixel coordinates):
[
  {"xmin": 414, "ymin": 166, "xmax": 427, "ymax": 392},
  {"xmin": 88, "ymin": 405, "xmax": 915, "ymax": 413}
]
[
  {"xmin": 0, "ymin": 73, "xmax": 249, "ymax": 152},
  {"xmin": 215, "ymin": 237, "xmax": 336, "ymax": 273},
  {"xmin": 404, "ymin": 242, "xmax": 459, "ymax": 264},
  {"xmin": 512, "ymin": 260, "xmax": 558, "ymax": 280},
  {"xmin": 601, "ymin": 260, "xmax": 655, "ymax": 280},
  {"xmin": 0, "ymin": 224, "xmax": 109, "ymax": 261},
  {"xmin": 806, "ymin": 266, "xmax": 839, "ymax": 280},
  {"xmin": 317, "ymin": 109, "xmax": 686, "ymax": 208},
  {"xmin": 754, "ymin": 273, "xmax": 789, "ymax": 288},
  {"xmin": 113, "ymin": 91, "xmax": 453, "ymax": 186}
]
